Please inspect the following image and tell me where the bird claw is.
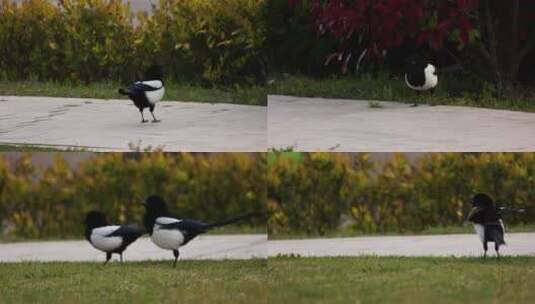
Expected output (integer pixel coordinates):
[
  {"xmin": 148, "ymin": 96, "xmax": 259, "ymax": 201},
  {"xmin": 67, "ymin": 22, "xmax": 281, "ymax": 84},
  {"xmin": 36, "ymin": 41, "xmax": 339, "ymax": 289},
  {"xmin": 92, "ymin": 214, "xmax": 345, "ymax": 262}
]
[
  {"xmin": 141, "ymin": 120, "xmax": 149, "ymax": 123},
  {"xmin": 151, "ymin": 119, "xmax": 161, "ymax": 123}
]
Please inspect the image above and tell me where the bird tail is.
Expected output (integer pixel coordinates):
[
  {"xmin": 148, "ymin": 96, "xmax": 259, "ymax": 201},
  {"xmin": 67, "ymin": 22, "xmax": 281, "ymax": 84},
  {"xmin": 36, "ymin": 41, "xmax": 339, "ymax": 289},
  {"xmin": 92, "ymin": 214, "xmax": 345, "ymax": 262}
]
[
  {"xmin": 498, "ymin": 205, "xmax": 526, "ymax": 214},
  {"xmin": 205, "ymin": 212, "xmax": 263, "ymax": 230},
  {"xmin": 118, "ymin": 88, "xmax": 130, "ymax": 95}
]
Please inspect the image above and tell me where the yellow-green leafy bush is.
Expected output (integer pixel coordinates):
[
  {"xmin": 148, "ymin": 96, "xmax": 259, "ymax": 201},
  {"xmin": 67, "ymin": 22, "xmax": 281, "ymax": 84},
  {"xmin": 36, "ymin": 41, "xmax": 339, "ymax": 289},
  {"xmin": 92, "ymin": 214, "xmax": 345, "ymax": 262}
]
[
  {"xmin": 0, "ymin": 153, "xmax": 265, "ymax": 239},
  {"xmin": 0, "ymin": 0, "xmax": 265, "ymax": 84},
  {"xmin": 268, "ymin": 153, "xmax": 535, "ymax": 236}
]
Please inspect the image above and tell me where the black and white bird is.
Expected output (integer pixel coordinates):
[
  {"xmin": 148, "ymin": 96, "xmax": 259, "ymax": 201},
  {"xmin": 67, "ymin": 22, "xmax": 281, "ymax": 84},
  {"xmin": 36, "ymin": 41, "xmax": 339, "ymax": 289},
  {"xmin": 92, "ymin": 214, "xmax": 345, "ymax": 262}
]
[
  {"xmin": 142, "ymin": 195, "xmax": 260, "ymax": 266},
  {"xmin": 466, "ymin": 193, "xmax": 507, "ymax": 258},
  {"xmin": 405, "ymin": 59, "xmax": 438, "ymax": 106},
  {"xmin": 84, "ymin": 211, "xmax": 145, "ymax": 264},
  {"xmin": 118, "ymin": 65, "xmax": 165, "ymax": 123}
]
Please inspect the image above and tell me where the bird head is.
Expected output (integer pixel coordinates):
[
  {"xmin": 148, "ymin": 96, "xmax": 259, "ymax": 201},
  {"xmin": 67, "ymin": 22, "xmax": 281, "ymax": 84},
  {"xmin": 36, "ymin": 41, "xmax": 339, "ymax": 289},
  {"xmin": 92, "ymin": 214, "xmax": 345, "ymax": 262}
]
[
  {"xmin": 144, "ymin": 65, "xmax": 164, "ymax": 81},
  {"xmin": 84, "ymin": 211, "xmax": 108, "ymax": 230},
  {"xmin": 142, "ymin": 195, "xmax": 169, "ymax": 233},
  {"xmin": 472, "ymin": 193, "xmax": 494, "ymax": 209}
]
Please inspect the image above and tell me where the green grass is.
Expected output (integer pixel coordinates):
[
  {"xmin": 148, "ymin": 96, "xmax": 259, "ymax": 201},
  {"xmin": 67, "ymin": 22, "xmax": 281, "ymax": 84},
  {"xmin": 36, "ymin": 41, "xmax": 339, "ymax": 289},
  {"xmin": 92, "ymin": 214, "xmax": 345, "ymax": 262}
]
[
  {"xmin": 0, "ymin": 260, "xmax": 268, "ymax": 303},
  {"xmin": 4, "ymin": 257, "xmax": 533, "ymax": 303},
  {"xmin": 268, "ymin": 256, "xmax": 535, "ymax": 303},
  {"xmin": 269, "ymin": 224, "xmax": 535, "ymax": 240},
  {"xmin": 0, "ymin": 80, "xmax": 267, "ymax": 106},
  {"xmin": 267, "ymin": 73, "xmax": 535, "ymax": 112}
]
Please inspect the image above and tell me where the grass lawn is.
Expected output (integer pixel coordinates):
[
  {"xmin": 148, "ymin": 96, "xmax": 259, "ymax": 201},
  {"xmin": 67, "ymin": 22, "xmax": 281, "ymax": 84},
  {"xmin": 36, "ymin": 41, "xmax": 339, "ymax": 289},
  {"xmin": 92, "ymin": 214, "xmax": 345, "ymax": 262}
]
[
  {"xmin": 2, "ymin": 257, "xmax": 535, "ymax": 303},
  {"xmin": 268, "ymin": 256, "xmax": 535, "ymax": 303},
  {"xmin": 0, "ymin": 80, "xmax": 267, "ymax": 106},
  {"xmin": 0, "ymin": 259, "xmax": 268, "ymax": 303},
  {"xmin": 267, "ymin": 74, "xmax": 535, "ymax": 112}
]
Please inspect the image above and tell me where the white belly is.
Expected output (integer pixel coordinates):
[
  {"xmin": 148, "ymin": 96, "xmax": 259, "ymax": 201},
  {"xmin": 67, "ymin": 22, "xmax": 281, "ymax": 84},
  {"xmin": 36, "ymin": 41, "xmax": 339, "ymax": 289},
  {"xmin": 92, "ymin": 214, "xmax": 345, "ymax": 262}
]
[
  {"xmin": 151, "ymin": 226, "xmax": 184, "ymax": 250},
  {"xmin": 90, "ymin": 226, "xmax": 122, "ymax": 252},
  {"xmin": 473, "ymin": 224, "xmax": 485, "ymax": 244},
  {"xmin": 145, "ymin": 86, "xmax": 165, "ymax": 104}
]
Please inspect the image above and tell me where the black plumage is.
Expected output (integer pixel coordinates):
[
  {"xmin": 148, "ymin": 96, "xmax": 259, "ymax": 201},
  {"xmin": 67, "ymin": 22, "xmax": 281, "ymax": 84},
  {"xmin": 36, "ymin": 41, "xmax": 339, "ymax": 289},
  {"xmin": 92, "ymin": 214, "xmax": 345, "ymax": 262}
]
[
  {"xmin": 142, "ymin": 195, "xmax": 261, "ymax": 266},
  {"xmin": 405, "ymin": 61, "xmax": 427, "ymax": 87},
  {"xmin": 466, "ymin": 193, "xmax": 505, "ymax": 258},
  {"xmin": 118, "ymin": 65, "xmax": 165, "ymax": 123}
]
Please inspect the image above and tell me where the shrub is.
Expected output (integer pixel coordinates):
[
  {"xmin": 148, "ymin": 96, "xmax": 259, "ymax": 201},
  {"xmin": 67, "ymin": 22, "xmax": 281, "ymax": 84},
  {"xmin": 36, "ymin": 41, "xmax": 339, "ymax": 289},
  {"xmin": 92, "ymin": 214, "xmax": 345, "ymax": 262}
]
[
  {"xmin": 268, "ymin": 152, "xmax": 535, "ymax": 236},
  {"xmin": 262, "ymin": 0, "xmax": 336, "ymax": 76},
  {"xmin": 0, "ymin": 0, "xmax": 266, "ymax": 85},
  {"xmin": 268, "ymin": 152, "xmax": 351, "ymax": 235},
  {"xmin": 0, "ymin": 153, "xmax": 266, "ymax": 239}
]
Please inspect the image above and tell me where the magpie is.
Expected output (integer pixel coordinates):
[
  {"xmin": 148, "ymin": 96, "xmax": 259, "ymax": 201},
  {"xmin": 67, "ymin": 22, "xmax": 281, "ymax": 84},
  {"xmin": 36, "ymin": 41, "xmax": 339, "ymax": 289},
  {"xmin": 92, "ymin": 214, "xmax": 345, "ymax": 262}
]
[
  {"xmin": 466, "ymin": 193, "xmax": 508, "ymax": 258},
  {"xmin": 405, "ymin": 59, "xmax": 438, "ymax": 106},
  {"xmin": 142, "ymin": 195, "xmax": 261, "ymax": 267},
  {"xmin": 118, "ymin": 65, "xmax": 165, "ymax": 123},
  {"xmin": 84, "ymin": 211, "xmax": 145, "ymax": 264}
]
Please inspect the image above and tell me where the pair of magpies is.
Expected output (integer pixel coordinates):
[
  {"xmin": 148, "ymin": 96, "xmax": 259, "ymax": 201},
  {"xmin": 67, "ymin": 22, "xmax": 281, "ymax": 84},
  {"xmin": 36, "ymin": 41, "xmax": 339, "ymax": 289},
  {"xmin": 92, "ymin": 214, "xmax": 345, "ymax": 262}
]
[
  {"xmin": 84, "ymin": 195, "xmax": 259, "ymax": 265},
  {"xmin": 119, "ymin": 65, "xmax": 165, "ymax": 123},
  {"xmin": 466, "ymin": 193, "xmax": 525, "ymax": 258}
]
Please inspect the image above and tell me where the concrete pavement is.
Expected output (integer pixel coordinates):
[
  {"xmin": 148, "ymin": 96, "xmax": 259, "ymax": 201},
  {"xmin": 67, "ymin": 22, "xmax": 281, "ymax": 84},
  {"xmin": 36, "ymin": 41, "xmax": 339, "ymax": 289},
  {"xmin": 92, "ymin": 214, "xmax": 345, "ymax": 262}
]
[
  {"xmin": 268, "ymin": 233, "xmax": 535, "ymax": 257},
  {"xmin": 0, "ymin": 235, "xmax": 268, "ymax": 263},
  {"xmin": 0, "ymin": 96, "xmax": 266, "ymax": 152},
  {"xmin": 268, "ymin": 95, "xmax": 535, "ymax": 152},
  {"xmin": 2, "ymin": 233, "xmax": 534, "ymax": 262}
]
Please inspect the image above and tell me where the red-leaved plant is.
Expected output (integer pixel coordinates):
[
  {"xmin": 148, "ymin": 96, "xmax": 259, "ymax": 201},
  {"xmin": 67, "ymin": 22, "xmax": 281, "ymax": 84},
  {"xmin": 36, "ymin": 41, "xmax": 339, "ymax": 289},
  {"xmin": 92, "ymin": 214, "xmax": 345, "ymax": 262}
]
[
  {"xmin": 292, "ymin": 0, "xmax": 535, "ymax": 89},
  {"xmin": 300, "ymin": 0, "xmax": 479, "ymax": 73}
]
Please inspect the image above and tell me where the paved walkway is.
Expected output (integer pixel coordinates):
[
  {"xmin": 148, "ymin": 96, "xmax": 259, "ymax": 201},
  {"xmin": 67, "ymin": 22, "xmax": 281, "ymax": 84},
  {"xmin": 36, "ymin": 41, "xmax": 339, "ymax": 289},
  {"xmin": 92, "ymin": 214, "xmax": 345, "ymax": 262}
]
[
  {"xmin": 268, "ymin": 95, "xmax": 535, "ymax": 152},
  {"xmin": 0, "ymin": 96, "xmax": 266, "ymax": 152},
  {"xmin": 268, "ymin": 233, "xmax": 535, "ymax": 257},
  {"xmin": 0, "ymin": 235, "xmax": 268, "ymax": 263},
  {"xmin": 2, "ymin": 233, "xmax": 534, "ymax": 262}
]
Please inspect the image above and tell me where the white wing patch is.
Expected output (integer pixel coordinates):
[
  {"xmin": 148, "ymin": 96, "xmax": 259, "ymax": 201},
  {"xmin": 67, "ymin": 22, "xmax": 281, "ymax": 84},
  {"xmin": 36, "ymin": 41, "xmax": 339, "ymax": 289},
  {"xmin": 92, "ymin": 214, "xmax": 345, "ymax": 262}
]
[
  {"xmin": 155, "ymin": 217, "xmax": 182, "ymax": 225},
  {"xmin": 90, "ymin": 225, "xmax": 123, "ymax": 252},
  {"xmin": 140, "ymin": 80, "xmax": 163, "ymax": 88}
]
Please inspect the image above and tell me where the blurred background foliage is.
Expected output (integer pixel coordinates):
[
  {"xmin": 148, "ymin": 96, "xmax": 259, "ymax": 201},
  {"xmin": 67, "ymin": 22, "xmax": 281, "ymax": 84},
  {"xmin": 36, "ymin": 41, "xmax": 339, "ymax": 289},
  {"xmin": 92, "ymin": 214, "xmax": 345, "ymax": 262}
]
[
  {"xmin": 0, "ymin": 0, "xmax": 266, "ymax": 85},
  {"xmin": 0, "ymin": 152, "xmax": 266, "ymax": 240},
  {"xmin": 1, "ymin": 0, "xmax": 532, "ymax": 95},
  {"xmin": 268, "ymin": 152, "xmax": 535, "ymax": 237}
]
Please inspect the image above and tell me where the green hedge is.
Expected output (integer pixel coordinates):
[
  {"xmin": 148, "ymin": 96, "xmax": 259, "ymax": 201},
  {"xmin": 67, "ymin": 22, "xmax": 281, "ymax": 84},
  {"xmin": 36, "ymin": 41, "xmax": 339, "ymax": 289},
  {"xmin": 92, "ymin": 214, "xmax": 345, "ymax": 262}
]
[
  {"xmin": 268, "ymin": 153, "xmax": 535, "ymax": 236},
  {"xmin": 0, "ymin": 153, "xmax": 266, "ymax": 239},
  {"xmin": 0, "ymin": 0, "xmax": 265, "ymax": 84},
  {"xmin": 262, "ymin": 0, "xmax": 336, "ymax": 76}
]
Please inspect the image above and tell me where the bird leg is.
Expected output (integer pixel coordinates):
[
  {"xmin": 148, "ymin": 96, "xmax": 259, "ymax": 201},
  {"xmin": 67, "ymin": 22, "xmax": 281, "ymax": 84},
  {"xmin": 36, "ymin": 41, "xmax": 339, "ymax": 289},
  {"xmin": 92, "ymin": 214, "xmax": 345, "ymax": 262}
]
[
  {"xmin": 411, "ymin": 91, "xmax": 420, "ymax": 107},
  {"xmin": 495, "ymin": 243, "xmax": 500, "ymax": 259},
  {"xmin": 120, "ymin": 253, "xmax": 123, "ymax": 263},
  {"xmin": 140, "ymin": 109, "xmax": 148, "ymax": 123},
  {"xmin": 104, "ymin": 252, "xmax": 112, "ymax": 265},
  {"xmin": 173, "ymin": 250, "xmax": 179, "ymax": 267},
  {"xmin": 483, "ymin": 242, "xmax": 488, "ymax": 259},
  {"xmin": 150, "ymin": 108, "xmax": 160, "ymax": 123}
]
